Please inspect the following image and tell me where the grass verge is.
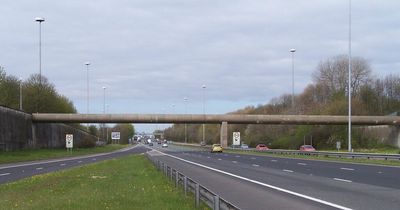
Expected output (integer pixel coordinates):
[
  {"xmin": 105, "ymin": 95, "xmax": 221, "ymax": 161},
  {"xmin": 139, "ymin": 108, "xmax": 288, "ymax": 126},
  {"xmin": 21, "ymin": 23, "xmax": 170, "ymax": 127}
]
[
  {"xmin": 0, "ymin": 144, "xmax": 128, "ymax": 164},
  {"xmin": 0, "ymin": 154, "xmax": 209, "ymax": 210}
]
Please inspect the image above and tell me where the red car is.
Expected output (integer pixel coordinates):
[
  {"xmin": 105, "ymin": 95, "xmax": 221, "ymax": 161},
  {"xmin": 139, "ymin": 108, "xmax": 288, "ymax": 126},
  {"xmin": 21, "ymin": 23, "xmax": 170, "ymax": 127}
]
[
  {"xmin": 299, "ymin": 145, "xmax": 316, "ymax": 151},
  {"xmin": 256, "ymin": 144, "xmax": 269, "ymax": 150}
]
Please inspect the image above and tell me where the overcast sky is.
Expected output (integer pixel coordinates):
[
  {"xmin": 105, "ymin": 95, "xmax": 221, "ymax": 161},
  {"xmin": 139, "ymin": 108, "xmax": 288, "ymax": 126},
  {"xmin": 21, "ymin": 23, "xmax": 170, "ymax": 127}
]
[{"xmin": 1, "ymin": 0, "xmax": 400, "ymax": 132}]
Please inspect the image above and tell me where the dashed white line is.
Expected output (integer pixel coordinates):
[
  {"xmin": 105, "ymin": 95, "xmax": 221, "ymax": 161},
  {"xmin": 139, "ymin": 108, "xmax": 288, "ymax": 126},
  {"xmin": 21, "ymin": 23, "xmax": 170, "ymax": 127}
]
[
  {"xmin": 271, "ymin": 160, "xmax": 278, "ymax": 162},
  {"xmin": 218, "ymin": 158, "xmax": 222, "ymax": 160},
  {"xmin": 60, "ymin": 163, "xmax": 66, "ymax": 166},
  {"xmin": 77, "ymin": 161, "xmax": 83, "ymax": 163},
  {"xmin": 207, "ymin": 156, "xmax": 211, "ymax": 159},
  {"xmin": 333, "ymin": 178, "xmax": 352, "ymax": 183},
  {"xmin": 36, "ymin": 167, "xmax": 43, "ymax": 170},
  {"xmin": 252, "ymin": 164, "xmax": 259, "ymax": 167},
  {"xmin": 232, "ymin": 161, "xmax": 238, "ymax": 164},
  {"xmin": 235, "ymin": 155, "xmax": 240, "ymax": 158},
  {"xmin": 250, "ymin": 157, "xmax": 256, "ymax": 160},
  {"xmin": 297, "ymin": 163, "xmax": 307, "ymax": 166},
  {"xmin": 0, "ymin": 173, "xmax": 11, "ymax": 176},
  {"xmin": 92, "ymin": 158, "xmax": 97, "ymax": 161},
  {"xmin": 378, "ymin": 171, "xmax": 383, "ymax": 174},
  {"xmin": 283, "ymin": 169, "xmax": 294, "ymax": 173},
  {"xmin": 340, "ymin": 168, "xmax": 355, "ymax": 171}
]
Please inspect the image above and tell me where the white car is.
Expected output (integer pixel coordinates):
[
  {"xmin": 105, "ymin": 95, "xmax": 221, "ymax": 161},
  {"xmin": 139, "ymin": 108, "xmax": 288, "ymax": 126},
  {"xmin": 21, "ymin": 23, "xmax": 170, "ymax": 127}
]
[{"xmin": 162, "ymin": 143, "xmax": 168, "ymax": 148}]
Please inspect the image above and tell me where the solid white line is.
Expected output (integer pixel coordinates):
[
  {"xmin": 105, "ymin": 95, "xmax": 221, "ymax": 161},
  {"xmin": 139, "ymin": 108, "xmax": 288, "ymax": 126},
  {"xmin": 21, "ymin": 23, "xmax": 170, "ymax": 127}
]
[
  {"xmin": 333, "ymin": 178, "xmax": 352, "ymax": 183},
  {"xmin": 283, "ymin": 169, "xmax": 294, "ymax": 173},
  {"xmin": 340, "ymin": 168, "xmax": 355, "ymax": 171},
  {"xmin": 60, "ymin": 163, "xmax": 66, "ymax": 166},
  {"xmin": 36, "ymin": 167, "xmax": 43, "ymax": 170},
  {"xmin": 153, "ymin": 150, "xmax": 352, "ymax": 210},
  {"xmin": 297, "ymin": 163, "xmax": 307, "ymax": 166},
  {"xmin": 252, "ymin": 164, "xmax": 259, "ymax": 167},
  {"xmin": 0, "ymin": 173, "xmax": 11, "ymax": 176}
]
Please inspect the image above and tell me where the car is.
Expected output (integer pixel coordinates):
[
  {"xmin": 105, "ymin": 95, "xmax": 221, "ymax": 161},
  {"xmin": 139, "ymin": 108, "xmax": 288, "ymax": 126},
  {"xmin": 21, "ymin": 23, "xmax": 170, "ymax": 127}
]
[
  {"xmin": 256, "ymin": 144, "xmax": 269, "ymax": 150},
  {"xmin": 211, "ymin": 144, "xmax": 223, "ymax": 153},
  {"xmin": 149, "ymin": 142, "xmax": 153, "ymax": 146},
  {"xmin": 162, "ymin": 143, "xmax": 168, "ymax": 148},
  {"xmin": 240, "ymin": 143, "xmax": 249, "ymax": 149},
  {"xmin": 299, "ymin": 145, "xmax": 315, "ymax": 151}
]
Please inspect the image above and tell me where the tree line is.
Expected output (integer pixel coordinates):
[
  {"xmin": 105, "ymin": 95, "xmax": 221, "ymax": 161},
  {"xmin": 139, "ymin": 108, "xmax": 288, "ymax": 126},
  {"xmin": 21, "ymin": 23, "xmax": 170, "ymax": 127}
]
[{"xmin": 164, "ymin": 55, "xmax": 400, "ymax": 149}]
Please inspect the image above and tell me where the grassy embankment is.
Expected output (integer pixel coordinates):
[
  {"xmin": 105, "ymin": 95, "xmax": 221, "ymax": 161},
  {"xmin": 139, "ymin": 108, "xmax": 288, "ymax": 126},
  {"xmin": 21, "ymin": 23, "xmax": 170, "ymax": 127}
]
[
  {"xmin": 0, "ymin": 144, "xmax": 128, "ymax": 164},
  {"xmin": 0, "ymin": 154, "xmax": 209, "ymax": 210}
]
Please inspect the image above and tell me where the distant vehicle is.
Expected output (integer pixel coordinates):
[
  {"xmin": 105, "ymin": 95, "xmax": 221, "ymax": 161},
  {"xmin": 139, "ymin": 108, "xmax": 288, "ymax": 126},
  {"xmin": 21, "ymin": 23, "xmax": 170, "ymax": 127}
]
[
  {"xmin": 162, "ymin": 143, "xmax": 168, "ymax": 148},
  {"xmin": 299, "ymin": 145, "xmax": 315, "ymax": 151},
  {"xmin": 256, "ymin": 144, "xmax": 269, "ymax": 150},
  {"xmin": 149, "ymin": 142, "xmax": 154, "ymax": 146},
  {"xmin": 211, "ymin": 144, "xmax": 223, "ymax": 153},
  {"xmin": 147, "ymin": 139, "xmax": 152, "ymax": 144},
  {"xmin": 240, "ymin": 143, "xmax": 249, "ymax": 149}
]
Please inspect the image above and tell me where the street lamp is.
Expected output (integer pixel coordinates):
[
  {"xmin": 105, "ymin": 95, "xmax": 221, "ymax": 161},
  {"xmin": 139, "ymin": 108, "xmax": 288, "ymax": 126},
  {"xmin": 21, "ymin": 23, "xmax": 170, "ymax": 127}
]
[
  {"xmin": 35, "ymin": 17, "xmax": 45, "ymax": 84},
  {"xmin": 84, "ymin": 62, "xmax": 90, "ymax": 131},
  {"xmin": 289, "ymin": 48, "xmax": 296, "ymax": 110},
  {"xmin": 184, "ymin": 97, "xmax": 188, "ymax": 143},
  {"xmin": 102, "ymin": 86, "xmax": 106, "ymax": 141},
  {"xmin": 19, "ymin": 77, "xmax": 23, "ymax": 110},
  {"xmin": 348, "ymin": 0, "xmax": 352, "ymax": 152},
  {"xmin": 202, "ymin": 84, "xmax": 206, "ymax": 144}
]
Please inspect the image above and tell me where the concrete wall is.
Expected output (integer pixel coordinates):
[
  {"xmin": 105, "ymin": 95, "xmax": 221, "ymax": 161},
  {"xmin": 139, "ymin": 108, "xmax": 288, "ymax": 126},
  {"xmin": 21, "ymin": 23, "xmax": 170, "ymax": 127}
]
[
  {"xmin": 360, "ymin": 125, "xmax": 400, "ymax": 148},
  {"xmin": 0, "ymin": 105, "xmax": 97, "ymax": 151}
]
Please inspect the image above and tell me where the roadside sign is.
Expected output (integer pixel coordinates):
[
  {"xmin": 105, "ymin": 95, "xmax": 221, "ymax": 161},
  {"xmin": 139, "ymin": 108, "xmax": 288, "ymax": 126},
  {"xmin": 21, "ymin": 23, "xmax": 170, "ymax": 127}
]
[
  {"xmin": 336, "ymin": 141, "xmax": 341, "ymax": 151},
  {"xmin": 111, "ymin": 132, "xmax": 121, "ymax": 140},
  {"xmin": 66, "ymin": 134, "xmax": 73, "ymax": 149},
  {"xmin": 233, "ymin": 132, "xmax": 240, "ymax": 146}
]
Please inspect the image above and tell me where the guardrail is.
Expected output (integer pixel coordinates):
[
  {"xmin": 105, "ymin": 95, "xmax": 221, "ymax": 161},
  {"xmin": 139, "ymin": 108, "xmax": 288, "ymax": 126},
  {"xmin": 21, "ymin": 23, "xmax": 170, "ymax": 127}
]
[
  {"xmin": 171, "ymin": 142, "xmax": 400, "ymax": 161},
  {"xmin": 147, "ymin": 154, "xmax": 240, "ymax": 210}
]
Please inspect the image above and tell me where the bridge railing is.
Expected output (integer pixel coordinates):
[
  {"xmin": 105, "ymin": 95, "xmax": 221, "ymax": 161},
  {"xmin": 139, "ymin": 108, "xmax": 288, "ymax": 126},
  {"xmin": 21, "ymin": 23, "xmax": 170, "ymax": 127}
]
[
  {"xmin": 171, "ymin": 142, "xmax": 400, "ymax": 161},
  {"xmin": 146, "ymin": 154, "xmax": 240, "ymax": 210}
]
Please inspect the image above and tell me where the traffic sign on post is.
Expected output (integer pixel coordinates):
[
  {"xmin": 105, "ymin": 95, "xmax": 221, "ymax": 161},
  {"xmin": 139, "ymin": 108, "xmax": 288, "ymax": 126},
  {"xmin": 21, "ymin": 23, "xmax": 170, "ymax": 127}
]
[
  {"xmin": 66, "ymin": 134, "xmax": 73, "ymax": 149},
  {"xmin": 111, "ymin": 132, "xmax": 121, "ymax": 144},
  {"xmin": 233, "ymin": 132, "xmax": 240, "ymax": 146}
]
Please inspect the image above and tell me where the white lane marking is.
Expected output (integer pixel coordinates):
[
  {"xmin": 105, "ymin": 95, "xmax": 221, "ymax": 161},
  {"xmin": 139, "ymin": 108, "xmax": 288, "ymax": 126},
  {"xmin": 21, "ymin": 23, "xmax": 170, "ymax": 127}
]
[
  {"xmin": 333, "ymin": 178, "xmax": 352, "ymax": 183},
  {"xmin": 378, "ymin": 171, "xmax": 383, "ymax": 174},
  {"xmin": 92, "ymin": 158, "xmax": 96, "ymax": 161},
  {"xmin": 36, "ymin": 167, "xmax": 43, "ymax": 170},
  {"xmin": 340, "ymin": 168, "xmax": 354, "ymax": 171},
  {"xmin": 77, "ymin": 161, "xmax": 83, "ymax": 163},
  {"xmin": 297, "ymin": 163, "xmax": 307, "ymax": 166},
  {"xmin": 232, "ymin": 161, "xmax": 238, "ymax": 164},
  {"xmin": 271, "ymin": 160, "xmax": 277, "ymax": 162},
  {"xmin": 250, "ymin": 157, "xmax": 256, "ymax": 160},
  {"xmin": 0, "ymin": 144, "xmax": 141, "ymax": 170},
  {"xmin": 218, "ymin": 158, "xmax": 222, "ymax": 160},
  {"xmin": 252, "ymin": 164, "xmax": 259, "ymax": 167},
  {"xmin": 283, "ymin": 169, "xmax": 294, "ymax": 173},
  {"xmin": 207, "ymin": 156, "xmax": 211, "ymax": 159},
  {"xmin": 0, "ymin": 173, "xmax": 11, "ymax": 176},
  {"xmin": 235, "ymin": 155, "xmax": 240, "ymax": 158},
  {"xmin": 156, "ymin": 150, "xmax": 352, "ymax": 210},
  {"xmin": 60, "ymin": 163, "xmax": 66, "ymax": 166}
]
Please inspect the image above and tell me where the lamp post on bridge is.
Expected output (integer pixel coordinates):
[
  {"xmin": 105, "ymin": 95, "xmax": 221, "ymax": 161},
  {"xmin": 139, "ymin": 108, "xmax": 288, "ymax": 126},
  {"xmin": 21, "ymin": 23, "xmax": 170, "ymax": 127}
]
[
  {"xmin": 102, "ymin": 86, "xmax": 106, "ymax": 141},
  {"xmin": 184, "ymin": 97, "xmax": 188, "ymax": 143},
  {"xmin": 202, "ymin": 84, "xmax": 206, "ymax": 144},
  {"xmin": 84, "ymin": 62, "xmax": 91, "ymax": 131}
]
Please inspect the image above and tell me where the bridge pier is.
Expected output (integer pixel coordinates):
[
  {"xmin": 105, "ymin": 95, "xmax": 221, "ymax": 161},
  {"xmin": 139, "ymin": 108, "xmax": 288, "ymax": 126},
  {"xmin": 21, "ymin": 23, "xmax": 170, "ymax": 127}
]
[{"xmin": 220, "ymin": 121, "xmax": 228, "ymax": 147}]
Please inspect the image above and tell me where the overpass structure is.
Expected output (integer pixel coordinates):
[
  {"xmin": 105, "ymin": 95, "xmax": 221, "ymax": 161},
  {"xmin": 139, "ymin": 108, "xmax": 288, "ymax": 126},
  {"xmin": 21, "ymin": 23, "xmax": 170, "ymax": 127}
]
[{"xmin": 32, "ymin": 113, "xmax": 400, "ymax": 147}]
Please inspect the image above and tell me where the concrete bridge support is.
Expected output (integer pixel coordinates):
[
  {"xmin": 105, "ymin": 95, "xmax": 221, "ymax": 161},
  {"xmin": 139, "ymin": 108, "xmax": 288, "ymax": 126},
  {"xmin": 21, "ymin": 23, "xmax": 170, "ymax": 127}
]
[{"xmin": 220, "ymin": 121, "xmax": 228, "ymax": 147}]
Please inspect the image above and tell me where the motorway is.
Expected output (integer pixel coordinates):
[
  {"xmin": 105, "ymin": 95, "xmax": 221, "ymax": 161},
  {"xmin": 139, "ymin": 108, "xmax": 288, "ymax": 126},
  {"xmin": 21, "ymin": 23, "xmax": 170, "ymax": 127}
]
[
  {"xmin": 1, "ymin": 143, "xmax": 399, "ymax": 210},
  {"xmin": 0, "ymin": 145, "xmax": 149, "ymax": 184},
  {"xmin": 148, "ymin": 143, "xmax": 400, "ymax": 210}
]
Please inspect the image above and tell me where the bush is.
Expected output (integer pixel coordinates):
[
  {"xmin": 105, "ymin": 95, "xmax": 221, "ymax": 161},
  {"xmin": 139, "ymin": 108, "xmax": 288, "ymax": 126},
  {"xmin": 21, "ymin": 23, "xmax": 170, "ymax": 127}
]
[{"xmin": 79, "ymin": 138, "xmax": 96, "ymax": 148}]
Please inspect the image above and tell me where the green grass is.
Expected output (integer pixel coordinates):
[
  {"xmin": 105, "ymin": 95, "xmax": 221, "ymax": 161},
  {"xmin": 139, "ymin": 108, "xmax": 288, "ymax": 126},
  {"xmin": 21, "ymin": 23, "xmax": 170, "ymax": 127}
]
[
  {"xmin": 224, "ymin": 149, "xmax": 400, "ymax": 167},
  {"xmin": 0, "ymin": 154, "xmax": 209, "ymax": 210},
  {"xmin": 0, "ymin": 144, "xmax": 128, "ymax": 164}
]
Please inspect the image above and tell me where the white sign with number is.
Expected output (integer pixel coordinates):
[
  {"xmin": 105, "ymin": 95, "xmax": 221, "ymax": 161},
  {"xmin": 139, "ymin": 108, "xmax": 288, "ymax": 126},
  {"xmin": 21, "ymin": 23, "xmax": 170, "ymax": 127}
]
[
  {"xmin": 111, "ymin": 132, "xmax": 121, "ymax": 140},
  {"xmin": 233, "ymin": 132, "xmax": 240, "ymax": 146},
  {"xmin": 66, "ymin": 134, "xmax": 73, "ymax": 148}
]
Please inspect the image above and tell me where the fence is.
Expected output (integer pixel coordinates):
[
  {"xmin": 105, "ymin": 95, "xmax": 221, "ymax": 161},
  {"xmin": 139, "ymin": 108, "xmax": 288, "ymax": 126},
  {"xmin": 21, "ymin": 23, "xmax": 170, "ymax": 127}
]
[{"xmin": 147, "ymin": 154, "xmax": 240, "ymax": 210}]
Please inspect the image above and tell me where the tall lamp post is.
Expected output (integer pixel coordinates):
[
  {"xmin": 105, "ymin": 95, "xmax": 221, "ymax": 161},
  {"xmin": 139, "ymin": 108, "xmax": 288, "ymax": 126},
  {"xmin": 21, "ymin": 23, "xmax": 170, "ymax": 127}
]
[
  {"xmin": 289, "ymin": 48, "xmax": 296, "ymax": 110},
  {"xmin": 19, "ymin": 77, "xmax": 23, "ymax": 110},
  {"xmin": 35, "ymin": 17, "xmax": 45, "ymax": 84},
  {"xmin": 184, "ymin": 97, "xmax": 188, "ymax": 143},
  {"xmin": 202, "ymin": 85, "xmax": 206, "ymax": 144},
  {"xmin": 102, "ymin": 86, "xmax": 106, "ymax": 140},
  {"xmin": 84, "ymin": 62, "xmax": 90, "ymax": 131},
  {"xmin": 348, "ymin": 0, "xmax": 352, "ymax": 152}
]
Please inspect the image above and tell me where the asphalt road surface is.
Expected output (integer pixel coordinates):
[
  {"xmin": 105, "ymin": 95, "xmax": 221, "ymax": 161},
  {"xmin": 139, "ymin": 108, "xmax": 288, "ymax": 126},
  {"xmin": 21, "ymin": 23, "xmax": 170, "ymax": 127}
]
[
  {"xmin": 0, "ymin": 145, "xmax": 150, "ymax": 184},
  {"xmin": 148, "ymin": 143, "xmax": 400, "ymax": 210}
]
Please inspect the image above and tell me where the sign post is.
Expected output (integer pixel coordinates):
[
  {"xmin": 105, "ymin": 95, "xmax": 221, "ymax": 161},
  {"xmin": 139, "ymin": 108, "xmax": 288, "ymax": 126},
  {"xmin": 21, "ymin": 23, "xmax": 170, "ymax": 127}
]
[
  {"xmin": 66, "ymin": 134, "xmax": 73, "ymax": 152},
  {"xmin": 232, "ymin": 132, "xmax": 240, "ymax": 146},
  {"xmin": 111, "ymin": 132, "xmax": 121, "ymax": 144},
  {"xmin": 336, "ymin": 141, "xmax": 341, "ymax": 152}
]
